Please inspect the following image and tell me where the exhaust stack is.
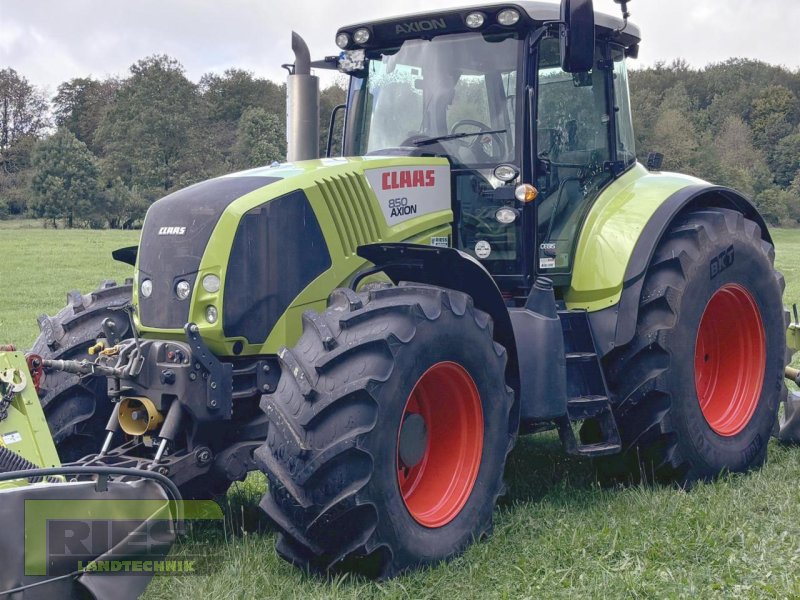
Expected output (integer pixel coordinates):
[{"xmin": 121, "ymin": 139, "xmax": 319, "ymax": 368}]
[{"xmin": 286, "ymin": 32, "xmax": 320, "ymax": 162}]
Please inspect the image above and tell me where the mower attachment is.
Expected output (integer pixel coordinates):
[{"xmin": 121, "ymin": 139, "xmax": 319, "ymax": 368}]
[
  {"xmin": 0, "ymin": 351, "xmax": 201, "ymax": 599},
  {"xmin": 0, "ymin": 472, "xmax": 178, "ymax": 599},
  {"xmin": 0, "ymin": 350, "xmax": 60, "ymax": 482},
  {"xmin": 779, "ymin": 307, "xmax": 800, "ymax": 443}
]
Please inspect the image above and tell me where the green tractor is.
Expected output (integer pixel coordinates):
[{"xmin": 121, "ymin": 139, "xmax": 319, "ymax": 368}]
[{"xmin": 7, "ymin": 0, "xmax": 796, "ymax": 581}]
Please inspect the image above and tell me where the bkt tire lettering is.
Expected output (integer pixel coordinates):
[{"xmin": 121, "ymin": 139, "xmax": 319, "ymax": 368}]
[{"xmin": 710, "ymin": 245, "xmax": 734, "ymax": 280}]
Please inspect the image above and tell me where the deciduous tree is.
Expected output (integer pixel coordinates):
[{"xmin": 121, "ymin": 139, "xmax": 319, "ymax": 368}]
[
  {"xmin": 96, "ymin": 55, "xmax": 199, "ymax": 198},
  {"xmin": 234, "ymin": 107, "xmax": 285, "ymax": 168},
  {"xmin": 0, "ymin": 68, "xmax": 49, "ymax": 175},
  {"xmin": 29, "ymin": 129, "xmax": 100, "ymax": 228},
  {"xmin": 53, "ymin": 77, "xmax": 119, "ymax": 153}
]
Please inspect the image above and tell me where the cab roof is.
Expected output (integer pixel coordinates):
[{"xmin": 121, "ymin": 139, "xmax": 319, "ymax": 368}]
[{"xmin": 338, "ymin": 1, "xmax": 641, "ymax": 50}]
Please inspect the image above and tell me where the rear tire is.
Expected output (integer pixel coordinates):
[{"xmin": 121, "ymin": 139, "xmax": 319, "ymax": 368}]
[
  {"xmin": 592, "ymin": 208, "xmax": 786, "ymax": 483},
  {"xmin": 30, "ymin": 281, "xmax": 132, "ymax": 462},
  {"xmin": 255, "ymin": 283, "xmax": 515, "ymax": 577}
]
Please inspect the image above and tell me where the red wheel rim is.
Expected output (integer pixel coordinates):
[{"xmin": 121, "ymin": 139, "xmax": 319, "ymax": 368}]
[
  {"xmin": 397, "ymin": 362, "xmax": 484, "ymax": 528},
  {"xmin": 694, "ymin": 284, "xmax": 766, "ymax": 436}
]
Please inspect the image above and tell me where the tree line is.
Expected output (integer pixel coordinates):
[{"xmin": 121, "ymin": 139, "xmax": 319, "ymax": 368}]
[
  {"xmin": 630, "ymin": 58, "xmax": 800, "ymax": 225},
  {"xmin": 0, "ymin": 56, "xmax": 345, "ymax": 228},
  {"xmin": 0, "ymin": 55, "xmax": 799, "ymax": 227}
]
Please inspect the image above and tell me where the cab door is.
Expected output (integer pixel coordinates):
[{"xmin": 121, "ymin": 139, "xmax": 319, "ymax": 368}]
[{"xmin": 533, "ymin": 37, "xmax": 614, "ymax": 283}]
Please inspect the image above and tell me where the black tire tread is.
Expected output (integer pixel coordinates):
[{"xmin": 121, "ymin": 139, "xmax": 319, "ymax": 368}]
[
  {"xmin": 256, "ymin": 283, "xmax": 514, "ymax": 577},
  {"xmin": 29, "ymin": 280, "xmax": 132, "ymax": 458},
  {"xmin": 597, "ymin": 208, "xmax": 786, "ymax": 483}
]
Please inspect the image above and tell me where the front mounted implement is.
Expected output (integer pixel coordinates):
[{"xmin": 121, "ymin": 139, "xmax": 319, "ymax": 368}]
[
  {"xmin": 0, "ymin": 350, "xmax": 193, "ymax": 600},
  {"xmin": 779, "ymin": 306, "xmax": 800, "ymax": 442}
]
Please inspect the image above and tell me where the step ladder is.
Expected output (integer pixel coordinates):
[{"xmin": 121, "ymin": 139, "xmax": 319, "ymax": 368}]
[{"xmin": 555, "ymin": 309, "xmax": 621, "ymax": 457}]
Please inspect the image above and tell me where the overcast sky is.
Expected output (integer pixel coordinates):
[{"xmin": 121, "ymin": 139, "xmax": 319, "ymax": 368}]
[{"xmin": 1, "ymin": 0, "xmax": 798, "ymax": 94}]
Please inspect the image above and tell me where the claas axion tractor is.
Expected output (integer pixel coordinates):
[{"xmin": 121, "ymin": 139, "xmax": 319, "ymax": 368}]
[{"xmin": 3, "ymin": 0, "xmax": 800, "ymax": 588}]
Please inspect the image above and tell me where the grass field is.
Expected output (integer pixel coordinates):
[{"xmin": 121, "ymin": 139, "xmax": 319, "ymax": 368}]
[
  {"xmin": 0, "ymin": 222, "xmax": 138, "ymax": 345},
  {"xmin": 2, "ymin": 222, "xmax": 800, "ymax": 598}
]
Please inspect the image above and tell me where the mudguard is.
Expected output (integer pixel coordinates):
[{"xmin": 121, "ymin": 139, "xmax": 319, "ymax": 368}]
[
  {"xmin": 357, "ymin": 243, "xmax": 519, "ymax": 398},
  {"xmin": 566, "ymin": 164, "xmax": 771, "ymax": 355},
  {"xmin": 112, "ymin": 246, "xmax": 138, "ymax": 267}
]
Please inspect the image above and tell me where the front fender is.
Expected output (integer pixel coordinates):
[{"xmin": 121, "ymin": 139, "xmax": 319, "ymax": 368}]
[
  {"xmin": 565, "ymin": 164, "xmax": 704, "ymax": 311},
  {"xmin": 357, "ymin": 243, "xmax": 519, "ymax": 399}
]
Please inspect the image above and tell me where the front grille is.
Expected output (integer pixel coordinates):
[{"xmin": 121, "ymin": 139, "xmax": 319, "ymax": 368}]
[
  {"xmin": 137, "ymin": 176, "xmax": 278, "ymax": 329},
  {"xmin": 317, "ymin": 173, "xmax": 382, "ymax": 255}
]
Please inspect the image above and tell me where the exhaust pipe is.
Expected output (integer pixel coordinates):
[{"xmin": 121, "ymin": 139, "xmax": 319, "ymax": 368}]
[{"xmin": 286, "ymin": 32, "xmax": 320, "ymax": 162}]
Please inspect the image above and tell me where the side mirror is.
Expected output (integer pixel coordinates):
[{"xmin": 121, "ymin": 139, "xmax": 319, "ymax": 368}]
[{"xmin": 560, "ymin": 0, "xmax": 595, "ymax": 73}]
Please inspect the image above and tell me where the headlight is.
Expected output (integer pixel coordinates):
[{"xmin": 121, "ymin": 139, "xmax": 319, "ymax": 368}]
[
  {"xmin": 175, "ymin": 280, "xmax": 191, "ymax": 300},
  {"xmin": 353, "ymin": 28, "xmax": 370, "ymax": 45},
  {"xmin": 140, "ymin": 279, "xmax": 153, "ymax": 298},
  {"xmin": 495, "ymin": 207, "xmax": 518, "ymax": 224},
  {"xmin": 202, "ymin": 274, "xmax": 221, "ymax": 294},
  {"xmin": 205, "ymin": 305, "xmax": 218, "ymax": 324},
  {"xmin": 494, "ymin": 164, "xmax": 519, "ymax": 182},
  {"xmin": 465, "ymin": 12, "xmax": 485, "ymax": 28},
  {"xmin": 336, "ymin": 33, "xmax": 350, "ymax": 49},
  {"xmin": 497, "ymin": 8, "xmax": 521, "ymax": 26}
]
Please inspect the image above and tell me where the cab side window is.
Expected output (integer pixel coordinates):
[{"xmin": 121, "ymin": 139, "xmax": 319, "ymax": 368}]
[
  {"xmin": 535, "ymin": 37, "xmax": 613, "ymax": 273},
  {"xmin": 612, "ymin": 46, "xmax": 637, "ymax": 166}
]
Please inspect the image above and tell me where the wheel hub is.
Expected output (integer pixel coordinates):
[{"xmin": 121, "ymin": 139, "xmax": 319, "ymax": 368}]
[
  {"xmin": 694, "ymin": 284, "xmax": 766, "ymax": 437},
  {"xmin": 398, "ymin": 413, "xmax": 428, "ymax": 469},
  {"xmin": 396, "ymin": 361, "xmax": 484, "ymax": 528}
]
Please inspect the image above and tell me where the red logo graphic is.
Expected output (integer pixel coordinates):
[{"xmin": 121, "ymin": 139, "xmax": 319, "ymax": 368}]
[{"xmin": 382, "ymin": 169, "xmax": 436, "ymax": 190}]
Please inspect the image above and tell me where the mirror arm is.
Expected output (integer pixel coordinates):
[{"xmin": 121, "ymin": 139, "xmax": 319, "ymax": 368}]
[
  {"xmin": 528, "ymin": 23, "xmax": 556, "ymax": 52},
  {"xmin": 613, "ymin": 0, "xmax": 632, "ymax": 34}
]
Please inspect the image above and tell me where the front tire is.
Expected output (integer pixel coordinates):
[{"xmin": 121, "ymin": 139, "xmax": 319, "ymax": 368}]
[
  {"xmin": 30, "ymin": 280, "xmax": 132, "ymax": 462},
  {"xmin": 595, "ymin": 208, "xmax": 786, "ymax": 483},
  {"xmin": 255, "ymin": 283, "xmax": 515, "ymax": 577}
]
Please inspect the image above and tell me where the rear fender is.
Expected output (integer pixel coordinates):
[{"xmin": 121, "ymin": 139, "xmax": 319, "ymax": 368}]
[{"xmin": 580, "ymin": 180, "xmax": 772, "ymax": 355}]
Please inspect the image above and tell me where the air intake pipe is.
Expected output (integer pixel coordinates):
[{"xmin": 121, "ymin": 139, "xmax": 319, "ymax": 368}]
[{"xmin": 286, "ymin": 32, "xmax": 320, "ymax": 162}]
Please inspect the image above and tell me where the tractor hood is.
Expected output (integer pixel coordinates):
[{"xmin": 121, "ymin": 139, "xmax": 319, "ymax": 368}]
[{"xmin": 133, "ymin": 156, "xmax": 454, "ymax": 356}]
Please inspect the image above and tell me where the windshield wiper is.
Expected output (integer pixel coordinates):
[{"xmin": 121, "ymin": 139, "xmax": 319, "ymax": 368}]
[{"xmin": 412, "ymin": 129, "xmax": 507, "ymax": 147}]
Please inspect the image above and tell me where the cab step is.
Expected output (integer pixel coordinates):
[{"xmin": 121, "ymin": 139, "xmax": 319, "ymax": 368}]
[
  {"xmin": 567, "ymin": 395, "xmax": 610, "ymax": 420},
  {"xmin": 572, "ymin": 441, "xmax": 622, "ymax": 457},
  {"xmin": 557, "ymin": 309, "xmax": 622, "ymax": 457}
]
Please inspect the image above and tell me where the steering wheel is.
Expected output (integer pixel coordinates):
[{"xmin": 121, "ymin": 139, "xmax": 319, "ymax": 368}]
[{"xmin": 449, "ymin": 119, "xmax": 506, "ymax": 160}]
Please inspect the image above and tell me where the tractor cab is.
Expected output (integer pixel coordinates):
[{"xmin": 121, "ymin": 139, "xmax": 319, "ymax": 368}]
[{"xmin": 337, "ymin": 2, "xmax": 640, "ymax": 296}]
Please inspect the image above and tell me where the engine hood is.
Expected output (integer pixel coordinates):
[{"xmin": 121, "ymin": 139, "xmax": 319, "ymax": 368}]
[{"xmin": 134, "ymin": 156, "xmax": 454, "ymax": 356}]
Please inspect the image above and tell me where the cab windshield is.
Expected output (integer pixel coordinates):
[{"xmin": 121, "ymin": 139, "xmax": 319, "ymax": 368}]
[{"xmin": 345, "ymin": 32, "xmax": 523, "ymax": 168}]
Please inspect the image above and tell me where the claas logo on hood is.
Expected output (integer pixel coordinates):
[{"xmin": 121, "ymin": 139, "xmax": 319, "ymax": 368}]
[
  {"xmin": 381, "ymin": 169, "xmax": 436, "ymax": 190},
  {"xmin": 158, "ymin": 226, "xmax": 187, "ymax": 236}
]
